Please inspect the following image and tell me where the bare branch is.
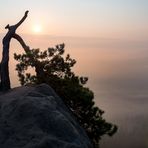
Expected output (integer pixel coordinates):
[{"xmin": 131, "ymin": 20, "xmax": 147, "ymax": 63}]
[
  {"xmin": 13, "ymin": 34, "xmax": 30, "ymax": 53},
  {"xmin": 14, "ymin": 10, "xmax": 29, "ymax": 29}
]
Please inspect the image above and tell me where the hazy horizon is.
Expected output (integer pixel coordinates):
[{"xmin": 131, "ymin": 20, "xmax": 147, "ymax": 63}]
[
  {"xmin": 1, "ymin": 36, "xmax": 148, "ymax": 148},
  {"xmin": 0, "ymin": 33, "xmax": 148, "ymax": 147}
]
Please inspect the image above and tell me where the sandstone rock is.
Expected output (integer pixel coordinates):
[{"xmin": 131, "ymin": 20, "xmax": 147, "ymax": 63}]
[{"xmin": 0, "ymin": 84, "xmax": 92, "ymax": 148}]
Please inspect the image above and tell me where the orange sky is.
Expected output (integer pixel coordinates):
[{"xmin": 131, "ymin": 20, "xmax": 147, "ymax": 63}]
[{"xmin": 0, "ymin": 0, "xmax": 147, "ymax": 40}]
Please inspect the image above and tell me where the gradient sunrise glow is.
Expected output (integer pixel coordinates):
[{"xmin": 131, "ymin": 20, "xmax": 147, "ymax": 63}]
[{"xmin": 0, "ymin": 0, "xmax": 147, "ymax": 39}]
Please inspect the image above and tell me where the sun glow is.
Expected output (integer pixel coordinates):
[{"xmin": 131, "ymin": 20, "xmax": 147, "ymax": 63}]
[{"xmin": 32, "ymin": 24, "xmax": 42, "ymax": 33}]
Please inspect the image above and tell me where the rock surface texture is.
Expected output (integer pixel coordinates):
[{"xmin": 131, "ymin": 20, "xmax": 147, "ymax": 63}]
[{"xmin": 0, "ymin": 84, "xmax": 92, "ymax": 148}]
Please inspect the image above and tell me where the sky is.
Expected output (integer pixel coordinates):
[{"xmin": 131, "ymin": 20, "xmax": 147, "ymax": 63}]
[
  {"xmin": 0, "ymin": 0, "xmax": 148, "ymax": 89},
  {"xmin": 0, "ymin": 0, "xmax": 148, "ymax": 39}
]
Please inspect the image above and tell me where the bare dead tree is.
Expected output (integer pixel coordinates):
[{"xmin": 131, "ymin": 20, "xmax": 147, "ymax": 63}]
[{"xmin": 0, "ymin": 11, "xmax": 29, "ymax": 91}]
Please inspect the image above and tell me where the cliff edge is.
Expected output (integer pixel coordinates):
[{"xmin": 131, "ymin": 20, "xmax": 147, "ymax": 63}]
[{"xmin": 0, "ymin": 84, "xmax": 92, "ymax": 148}]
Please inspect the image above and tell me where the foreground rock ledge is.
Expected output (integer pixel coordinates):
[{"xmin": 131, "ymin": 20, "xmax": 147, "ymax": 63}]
[{"xmin": 0, "ymin": 84, "xmax": 92, "ymax": 148}]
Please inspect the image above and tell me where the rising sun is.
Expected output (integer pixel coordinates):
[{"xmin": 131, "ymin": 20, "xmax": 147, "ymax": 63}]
[{"xmin": 32, "ymin": 24, "xmax": 42, "ymax": 33}]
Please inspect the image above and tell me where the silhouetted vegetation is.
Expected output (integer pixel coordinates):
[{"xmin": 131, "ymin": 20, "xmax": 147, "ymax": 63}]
[{"xmin": 14, "ymin": 43, "xmax": 117, "ymax": 147}]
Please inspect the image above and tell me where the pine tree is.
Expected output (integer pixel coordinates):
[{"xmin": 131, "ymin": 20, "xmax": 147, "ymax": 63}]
[{"xmin": 14, "ymin": 43, "xmax": 117, "ymax": 147}]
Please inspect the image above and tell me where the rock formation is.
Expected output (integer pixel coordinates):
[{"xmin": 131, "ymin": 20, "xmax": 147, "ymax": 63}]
[{"xmin": 0, "ymin": 84, "xmax": 92, "ymax": 148}]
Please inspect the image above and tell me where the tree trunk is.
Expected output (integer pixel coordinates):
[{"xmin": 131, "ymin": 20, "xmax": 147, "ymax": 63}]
[{"xmin": 0, "ymin": 42, "xmax": 11, "ymax": 90}]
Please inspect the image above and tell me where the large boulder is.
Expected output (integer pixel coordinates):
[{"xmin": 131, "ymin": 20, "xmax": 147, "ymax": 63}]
[{"xmin": 0, "ymin": 84, "xmax": 92, "ymax": 148}]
